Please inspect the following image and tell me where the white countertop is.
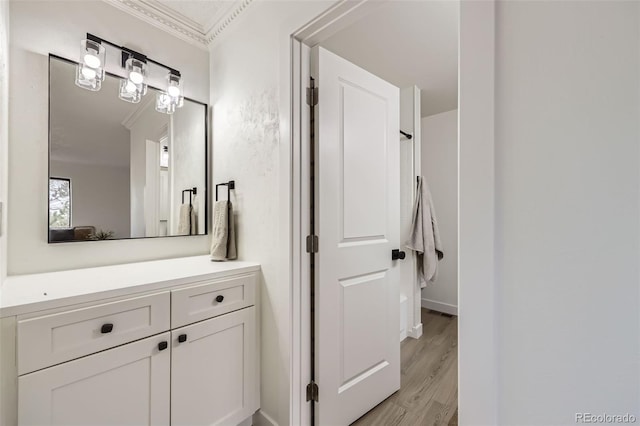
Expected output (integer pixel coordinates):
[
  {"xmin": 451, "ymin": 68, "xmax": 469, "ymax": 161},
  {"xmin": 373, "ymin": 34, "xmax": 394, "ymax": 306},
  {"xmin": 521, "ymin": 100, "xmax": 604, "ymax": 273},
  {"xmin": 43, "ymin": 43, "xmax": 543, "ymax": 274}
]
[{"xmin": 0, "ymin": 255, "xmax": 261, "ymax": 318}]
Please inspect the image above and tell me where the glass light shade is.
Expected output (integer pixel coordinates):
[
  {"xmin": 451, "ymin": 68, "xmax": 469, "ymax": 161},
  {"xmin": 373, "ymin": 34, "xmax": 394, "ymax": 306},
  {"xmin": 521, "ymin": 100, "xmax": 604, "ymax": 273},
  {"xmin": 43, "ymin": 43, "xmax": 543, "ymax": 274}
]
[
  {"xmin": 118, "ymin": 57, "xmax": 148, "ymax": 103},
  {"xmin": 125, "ymin": 57, "xmax": 147, "ymax": 85},
  {"xmin": 118, "ymin": 78, "xmax": 146, "ymax": 103},
  {"xmin": 155, "ymin": 92, "xmax": 176, "ymax": 114},
  {"xmin": 167, "ymin": 73, "xmax": 183, "ymax": 97},
  {"xmin": 76, "ymin": 63, "xmax": 102, "ymax": 91},
  {"xmin": 167, "ymin": 85, "xmax": 180, "ymax": 97},
  {"xmin": 155, "ymin": 73, "xmax": 184, "ymax": 114},
  {"xmin": 81, "ymin": 39, "xmax": 105, "ymax": 68},
  {"xmin": 75, "ymin": 39, "xmax": 105, "ymax": 91}
]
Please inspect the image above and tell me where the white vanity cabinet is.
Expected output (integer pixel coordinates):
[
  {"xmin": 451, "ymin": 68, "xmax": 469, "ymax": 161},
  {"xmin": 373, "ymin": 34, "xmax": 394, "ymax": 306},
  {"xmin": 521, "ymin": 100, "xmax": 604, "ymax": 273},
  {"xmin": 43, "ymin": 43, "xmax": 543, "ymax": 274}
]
[
  {"xmin": 171, "ymin": 307, "xmax": 257, "ymax": 426},
  {"xmin": 18, "ymin": 332, "xmax": 171, "ymax": 426},
  {"xmin": 0, "ymin": 257, "xmax": 261, "ymax": 426}
]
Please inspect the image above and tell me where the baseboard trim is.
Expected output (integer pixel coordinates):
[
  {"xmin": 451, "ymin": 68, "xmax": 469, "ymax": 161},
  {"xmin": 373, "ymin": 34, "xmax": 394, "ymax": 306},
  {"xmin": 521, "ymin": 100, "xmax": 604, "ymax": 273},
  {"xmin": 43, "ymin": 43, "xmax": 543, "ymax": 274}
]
[
  {"xmin": 408, "ymin": 323, "xmax": 423, "ymax": 339},
  {"xmin": 253, "ymin": 409, "xmax": 279, "ymax": 426},
  {"xmin": 421, "ymin": 298, "xmax": 458, "ymax": 316}
]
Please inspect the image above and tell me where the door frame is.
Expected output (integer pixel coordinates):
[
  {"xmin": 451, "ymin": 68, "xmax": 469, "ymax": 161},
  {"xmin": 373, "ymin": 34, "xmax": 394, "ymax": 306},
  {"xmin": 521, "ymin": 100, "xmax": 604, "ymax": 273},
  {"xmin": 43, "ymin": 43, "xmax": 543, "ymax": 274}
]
[{"xmin": 287, "ymin": 1, "xmax": 497, "ymax": 425}]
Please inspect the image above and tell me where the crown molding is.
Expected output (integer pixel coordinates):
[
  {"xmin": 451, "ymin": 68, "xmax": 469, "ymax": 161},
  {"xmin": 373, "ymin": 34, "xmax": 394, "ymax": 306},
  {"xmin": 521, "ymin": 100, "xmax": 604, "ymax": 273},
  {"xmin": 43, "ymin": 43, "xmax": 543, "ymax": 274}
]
[
  {"xmin": 102, "ymin": 0, "xmax": 254, "ymax": 50},
  {"xmin": 121, "ymin": 95, "xmax": 155, "ymax": 129},
  {"xmin": 205, "ymin": 0, "xmax": 254, "ymax": 46}
]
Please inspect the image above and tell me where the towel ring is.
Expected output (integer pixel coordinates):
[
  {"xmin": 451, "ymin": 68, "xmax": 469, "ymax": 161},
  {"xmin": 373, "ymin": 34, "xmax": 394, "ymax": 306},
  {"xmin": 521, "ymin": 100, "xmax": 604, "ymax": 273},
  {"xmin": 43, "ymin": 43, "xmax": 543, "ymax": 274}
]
[
  {"xmin": 215, "ymin": 180, "xmax": 235, "ymax": 201},
  {"xmin": 182, "ymin": 187, "xmax": 197, "ymax": 205}
]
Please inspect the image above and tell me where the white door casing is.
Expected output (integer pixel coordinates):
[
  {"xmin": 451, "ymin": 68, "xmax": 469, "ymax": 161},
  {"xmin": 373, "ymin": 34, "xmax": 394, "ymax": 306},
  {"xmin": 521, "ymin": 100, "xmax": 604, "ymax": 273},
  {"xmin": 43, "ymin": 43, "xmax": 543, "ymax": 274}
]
[
  {"xmin": 144, "ymin": 139, "xmax": 160, "ymax": 237},
  {"xmin": 312, "ymin": 46, "xmax": 401, "ymax": 425}
]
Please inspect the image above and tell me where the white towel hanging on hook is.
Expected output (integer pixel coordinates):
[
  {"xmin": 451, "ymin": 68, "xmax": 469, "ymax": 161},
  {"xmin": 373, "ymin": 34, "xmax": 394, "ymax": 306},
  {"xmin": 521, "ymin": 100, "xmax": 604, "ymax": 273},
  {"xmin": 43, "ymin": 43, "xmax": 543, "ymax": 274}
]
[{"xmin": 405, "ymin": 176, "xmax": 444, "ymax": 287}]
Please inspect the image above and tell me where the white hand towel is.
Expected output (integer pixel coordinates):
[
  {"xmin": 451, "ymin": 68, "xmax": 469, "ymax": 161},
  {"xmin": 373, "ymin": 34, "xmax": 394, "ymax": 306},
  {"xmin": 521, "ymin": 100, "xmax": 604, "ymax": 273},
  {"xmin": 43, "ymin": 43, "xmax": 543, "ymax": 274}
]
[
  {"xmin": 405, "ymin": 177, "xmax": 443, "ymax": 287},
  {"xmin": 210, "ymin": 200, "xmax": 237, "ymax": 261},
  {"xmin": 178, "ymin": 204, "xmax": 196, "ymax": 236}
]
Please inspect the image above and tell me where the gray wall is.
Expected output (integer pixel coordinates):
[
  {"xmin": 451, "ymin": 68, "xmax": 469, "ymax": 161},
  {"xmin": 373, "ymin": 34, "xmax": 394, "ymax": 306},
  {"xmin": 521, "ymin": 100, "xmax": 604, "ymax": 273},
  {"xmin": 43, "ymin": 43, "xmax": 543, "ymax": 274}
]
[
  {"xmin": 50, "ymin": 160, "xmax": 131, "ymax": 239},
  {"xmin": 421, "ymin": 109, "xmax": 458, "ymax": 314},
  {"xmin": 495, "ymin": 1, "xmax": 639, "ymax": 422}
]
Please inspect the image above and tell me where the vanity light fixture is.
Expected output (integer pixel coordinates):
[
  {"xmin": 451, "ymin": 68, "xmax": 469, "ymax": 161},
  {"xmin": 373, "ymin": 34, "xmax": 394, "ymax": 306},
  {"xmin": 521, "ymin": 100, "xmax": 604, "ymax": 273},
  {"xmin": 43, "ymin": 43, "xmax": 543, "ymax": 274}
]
[
  {"xmin": 75, "ymin": 33, "xmax": 184, "ymax": 112},
  {"xmin": 75, "ymin": 37, "xmax": 105, "ymax": 91},
  {"xmin": 156, "ymin": 71, "xmax": 184, "ymax": 114}
]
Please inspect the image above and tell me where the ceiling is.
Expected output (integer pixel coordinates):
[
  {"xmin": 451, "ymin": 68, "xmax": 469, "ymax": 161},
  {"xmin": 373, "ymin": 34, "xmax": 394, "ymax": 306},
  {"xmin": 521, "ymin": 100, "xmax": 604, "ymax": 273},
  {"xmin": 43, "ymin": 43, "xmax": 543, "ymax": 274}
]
[
  {"xmin": 104, "ymin": 0, "xmax": 254, "ymax": 48},
  {"xmin": 101, "ymin": 0, "xmax": 457, "ymax": 115},
  {"xmin": 321, "ymin": 0, "xmax": 459, "ymax": 117},
  {"xmin": 156, "ymin": 0, "xmax": 235, "ymax": 30}
]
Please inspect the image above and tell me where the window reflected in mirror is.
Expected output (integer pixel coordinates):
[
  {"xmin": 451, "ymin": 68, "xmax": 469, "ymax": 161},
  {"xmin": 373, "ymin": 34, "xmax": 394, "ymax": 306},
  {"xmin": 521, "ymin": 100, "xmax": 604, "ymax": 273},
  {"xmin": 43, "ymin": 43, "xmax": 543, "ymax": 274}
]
[
  {"xmin": 48, "ymin": 55, "xmax": 207, "ymax": 243},
  {"xmin": 49, "ymin": 177, "xmax": 71, "ymax": 229}
]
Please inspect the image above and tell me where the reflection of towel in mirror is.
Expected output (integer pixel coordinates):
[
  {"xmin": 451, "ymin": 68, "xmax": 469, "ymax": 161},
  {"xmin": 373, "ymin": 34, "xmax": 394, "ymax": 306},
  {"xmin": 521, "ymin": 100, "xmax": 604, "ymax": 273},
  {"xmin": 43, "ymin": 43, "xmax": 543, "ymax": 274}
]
[
  {"xmin": 405, "ymin": 177, "xmax": 443, "ymax": 287},
  {"xmin": 210, "ymin": 200, "xmax": 237, "ymax": 261},
  {"xmin": 178, "ymin": 204, "xmax": 197, "ymax": 235}
]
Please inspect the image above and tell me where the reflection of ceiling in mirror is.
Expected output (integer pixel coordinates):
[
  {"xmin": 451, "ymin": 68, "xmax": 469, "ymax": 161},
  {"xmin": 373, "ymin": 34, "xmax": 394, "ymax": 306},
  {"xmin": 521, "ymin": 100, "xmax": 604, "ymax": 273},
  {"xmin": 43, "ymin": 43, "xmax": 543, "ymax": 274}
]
[
  {"xmin": 103, "ymin": 0, "xmax": 254, "ymax": 48},
  {"xmin": 49, "ymin": 58, "xmax": 150, "ymax": 168}
]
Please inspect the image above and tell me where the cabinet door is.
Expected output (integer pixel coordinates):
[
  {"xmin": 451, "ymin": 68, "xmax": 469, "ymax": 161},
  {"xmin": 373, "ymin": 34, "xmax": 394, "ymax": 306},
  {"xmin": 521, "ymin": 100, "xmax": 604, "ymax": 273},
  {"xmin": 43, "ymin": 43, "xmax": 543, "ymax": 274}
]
[
  {"xmin": 172, "ymin": 307, "xmax": 258, "ymax": 426},
  {"xmin": 18, "ymin": 332, "xmax": 170, "ymax": 426}
]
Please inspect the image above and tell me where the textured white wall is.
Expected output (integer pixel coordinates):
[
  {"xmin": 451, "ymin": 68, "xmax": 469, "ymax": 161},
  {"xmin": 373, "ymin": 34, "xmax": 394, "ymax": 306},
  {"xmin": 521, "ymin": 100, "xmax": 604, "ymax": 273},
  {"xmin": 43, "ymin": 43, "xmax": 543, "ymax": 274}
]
[
  {"xmin": 209, "ymin": 1, "xmax": 334, "ymax": 424},
  {"xmin": 0, "ymin": 0, "xmax": 8, "ymax": 282},
  {"xmin": 50, "ymin": 160, "xmax": 131, "ymax": 239},
  {"xmin": 420, "ymin": 109, "xmax": 458, "ymax": 314},
  {"xmin": 495, "ymin": 1, "xmax": 639, "ymax": 423},
  {"xmin": 7, "ymin": 0, "xmax": 210, "ymax": 275}
]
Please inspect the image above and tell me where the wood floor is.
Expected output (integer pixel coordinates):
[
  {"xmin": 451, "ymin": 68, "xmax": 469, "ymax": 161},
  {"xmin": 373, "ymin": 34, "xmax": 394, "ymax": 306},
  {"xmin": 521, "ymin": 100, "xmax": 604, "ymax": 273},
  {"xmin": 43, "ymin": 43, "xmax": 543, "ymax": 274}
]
[{"xmin": 351, "ymin": 309, "xmax": 458, "ymax": 426}]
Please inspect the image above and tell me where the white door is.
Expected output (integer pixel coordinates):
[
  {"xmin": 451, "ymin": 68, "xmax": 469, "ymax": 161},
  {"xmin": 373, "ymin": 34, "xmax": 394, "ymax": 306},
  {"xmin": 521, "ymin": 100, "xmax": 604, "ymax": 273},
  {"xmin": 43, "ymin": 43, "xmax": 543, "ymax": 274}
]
[
  {"xmin": 171, "ymin": 307, "xmax": 259, "ymax": 426},
  {"xmin": 312, "ymin": 46, "xmax": 401, "ymax": 425},
  {"xmin": 18, "ymin": 332, "xmax": 170, "ymax": 425}
]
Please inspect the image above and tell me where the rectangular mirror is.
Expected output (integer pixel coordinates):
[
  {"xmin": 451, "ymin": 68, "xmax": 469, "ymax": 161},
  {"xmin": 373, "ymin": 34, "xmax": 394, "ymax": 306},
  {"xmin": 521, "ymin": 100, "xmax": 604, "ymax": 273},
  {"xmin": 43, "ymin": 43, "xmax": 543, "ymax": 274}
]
[{"xmin": 48, "ymin": 55, "xmax": 207, "ymax": 242}]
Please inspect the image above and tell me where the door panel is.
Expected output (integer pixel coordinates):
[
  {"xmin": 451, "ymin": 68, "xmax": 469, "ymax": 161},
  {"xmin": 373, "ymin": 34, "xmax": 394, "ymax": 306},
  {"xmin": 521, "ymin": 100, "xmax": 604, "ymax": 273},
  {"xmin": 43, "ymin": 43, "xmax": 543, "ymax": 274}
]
[
  {"xmin": 313, "ymin": 46, "xmax": 400, "ymax": 426},
  {"xmin": 342, "ymin": 82, "xmax": 388, "ymax": 240},
  {"xmin": 340, "ymin": 271, "xmax": 388, "ymax": 385}
]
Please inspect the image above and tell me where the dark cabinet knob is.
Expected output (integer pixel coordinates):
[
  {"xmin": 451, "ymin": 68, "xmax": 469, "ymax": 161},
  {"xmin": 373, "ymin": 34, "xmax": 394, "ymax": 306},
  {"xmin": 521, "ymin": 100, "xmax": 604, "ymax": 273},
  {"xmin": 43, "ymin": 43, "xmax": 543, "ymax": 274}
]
[
  {"xmin": 391, "ymin": 249, "xmax": 406, "ymax": 260},
  {"xmin": 178, "ymin": 334, "xmax": 187, "ymax": 343},
  {"xmin": 215, "ymin": 295, "xmax": 224, "ymax": 303},
  {"xmin": 101, "ymin": 323, "xmax": 114, "ymax": 334},
  {"xmin": 158, "ymin": 341, "xmax": 168, "ymax": 351}
]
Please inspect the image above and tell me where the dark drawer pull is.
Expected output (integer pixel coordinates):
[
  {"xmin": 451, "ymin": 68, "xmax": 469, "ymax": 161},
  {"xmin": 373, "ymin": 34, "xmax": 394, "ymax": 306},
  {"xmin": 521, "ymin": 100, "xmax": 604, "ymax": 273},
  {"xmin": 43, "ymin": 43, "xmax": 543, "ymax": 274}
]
[
  {"xmin": 158, "ymin": 341, "xmax": 168, "ymax": 351},
  {"xmin": 215, "ymin": 295, "xmax": 224, "ymax": 303},
  {"xmin": 178, "ymin": 334, "xmax": 187, "ymax": 343},
  {"xmin": 101, "ymin": 323, "xmax": 114, "ymax": 334}
]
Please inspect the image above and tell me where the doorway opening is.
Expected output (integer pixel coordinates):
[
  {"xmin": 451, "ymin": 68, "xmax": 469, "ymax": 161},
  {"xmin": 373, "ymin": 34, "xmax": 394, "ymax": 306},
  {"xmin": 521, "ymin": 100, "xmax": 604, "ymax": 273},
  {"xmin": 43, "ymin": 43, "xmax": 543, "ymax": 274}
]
[{"xmin": 290, "ymin": 1, "xmax": 461, "ymax": 425}]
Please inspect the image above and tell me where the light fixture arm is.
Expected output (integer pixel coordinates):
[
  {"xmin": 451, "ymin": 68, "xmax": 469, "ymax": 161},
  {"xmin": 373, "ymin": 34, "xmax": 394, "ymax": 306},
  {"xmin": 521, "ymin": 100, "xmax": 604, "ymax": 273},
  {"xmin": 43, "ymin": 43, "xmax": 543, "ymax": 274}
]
[{"xmin": 86, "ymin": 33, "xmax": 181, "ymax": 77}]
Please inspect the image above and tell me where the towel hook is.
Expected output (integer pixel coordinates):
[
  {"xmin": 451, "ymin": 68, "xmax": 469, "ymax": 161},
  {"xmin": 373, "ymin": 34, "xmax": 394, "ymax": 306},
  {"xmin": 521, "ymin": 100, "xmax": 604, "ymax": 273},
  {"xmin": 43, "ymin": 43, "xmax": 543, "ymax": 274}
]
[{"xmin": 400, "ymin": 130, "xmax": 413, "ymax": 140}]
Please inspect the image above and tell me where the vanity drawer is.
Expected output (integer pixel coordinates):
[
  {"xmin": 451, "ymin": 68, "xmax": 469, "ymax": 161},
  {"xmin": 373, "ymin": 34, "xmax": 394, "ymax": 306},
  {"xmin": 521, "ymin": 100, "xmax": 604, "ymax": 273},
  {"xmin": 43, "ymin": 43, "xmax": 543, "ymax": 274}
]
[
  {"xmin": 171, "ymin": 273, "xmax": 257, "ymax": 328},
  {"xmin": 17, "ymin": 292, "xmax": 170, "ymax": 375}
]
